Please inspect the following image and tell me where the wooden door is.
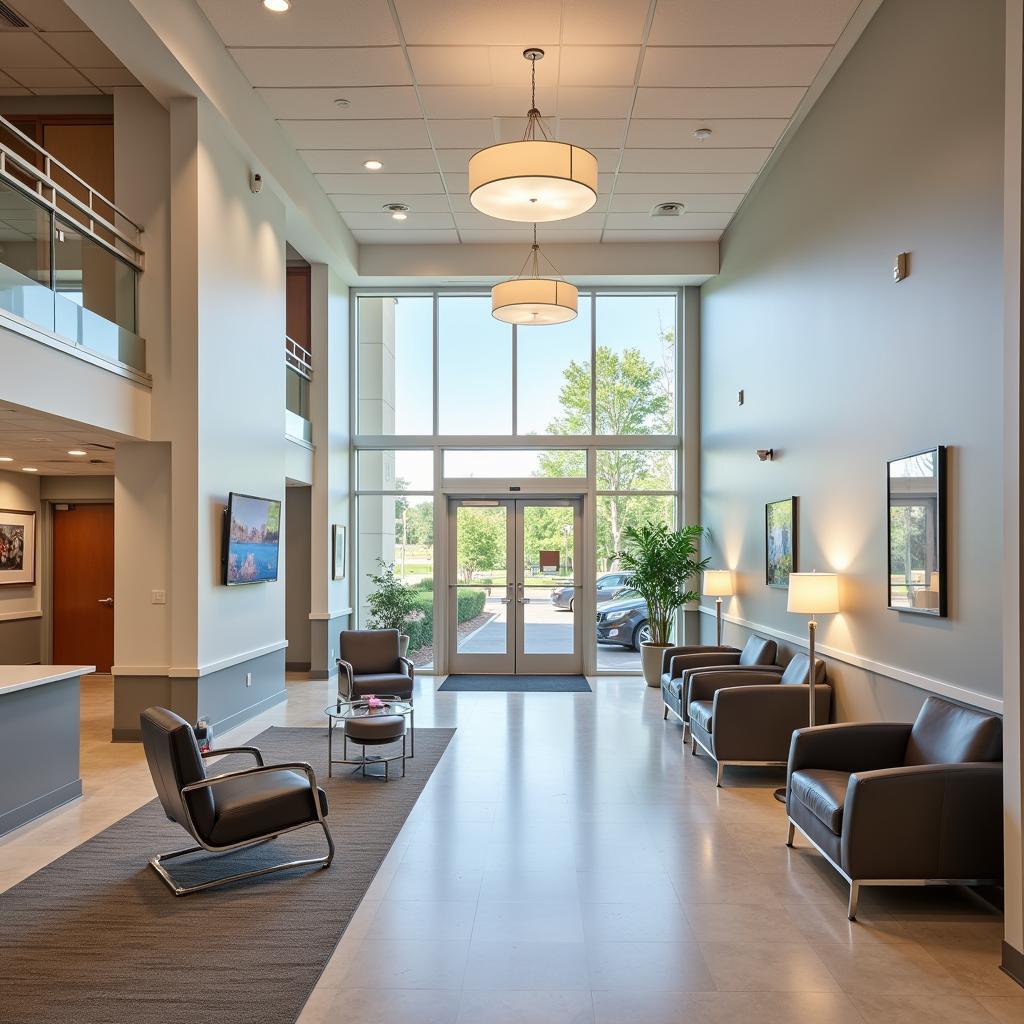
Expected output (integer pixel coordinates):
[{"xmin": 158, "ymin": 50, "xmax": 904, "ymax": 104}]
[{"xmin": 52, "ymin": 504, "xmax": 114, "ymax": 672}]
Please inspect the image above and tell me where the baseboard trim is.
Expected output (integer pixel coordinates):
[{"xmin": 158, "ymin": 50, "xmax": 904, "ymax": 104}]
[
  {"xmin": 699, "ymin": 606, "xmax": 1003, "ymax": 714},
  {"xmin": 285, "ymin": 661, "xmax": 311, "ymax": 672},
  {"xmin": 0, "ymin": 778, "xmax": 82, "ymax": 837},
  {"xmin": 1002, "ymin": 941, "xmax": 1024, "ymax": 989}
]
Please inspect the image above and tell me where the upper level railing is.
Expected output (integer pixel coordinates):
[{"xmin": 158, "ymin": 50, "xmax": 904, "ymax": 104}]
[
  {"xmin": 0, "ymin": 115, "xmax": 146, "ymax": 374},
  {"xmin": 285, "ymin": 335, "xmax": 312, "ymax": 442}
]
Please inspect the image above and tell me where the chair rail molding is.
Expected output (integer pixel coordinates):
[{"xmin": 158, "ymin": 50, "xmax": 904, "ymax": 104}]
[{"xmin": 698, "ymin": 605, "xmax": 1002, "ymax": 715}]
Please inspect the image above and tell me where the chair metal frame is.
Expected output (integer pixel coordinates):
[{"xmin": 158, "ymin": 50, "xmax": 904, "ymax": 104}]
[{"xmin": 149, "ymin": 746, "xmax": 336, "ymax": 896}]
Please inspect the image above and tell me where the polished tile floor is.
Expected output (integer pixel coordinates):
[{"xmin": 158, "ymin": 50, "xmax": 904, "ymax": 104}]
[{"xmin": 1, "ymin": 672, "xmax": 1020, "ymax": 1023}]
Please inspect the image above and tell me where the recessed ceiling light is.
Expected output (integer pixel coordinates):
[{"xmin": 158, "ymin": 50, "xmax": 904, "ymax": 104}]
[
  {"xmin": 384, "ymin": 203, "xmax": 410, "ymax": 221},
  {"xmin": 0, "ymin": 456, "xmax": 12, "ymax": 462},
  {"xmin": 693, "ymin": 127, "xmax": 713, "ymax": 141},
  {"xmin": 67, "ymin": 449, "xmax": 88, "ymax": 456},
  {"xmin": 262, "ymin": 0, "xmax": 292, "ymax": 12},
  {"xmin": 364, "ymin": 159, "xmax": 383, "ymax": 170},
  {"xmin": 22, "ymin": 466, "xmax": 38, "ymax": 473},
  {"xmin": 334, "ymin": 97, "xmax": 351, "ymax": 108}
]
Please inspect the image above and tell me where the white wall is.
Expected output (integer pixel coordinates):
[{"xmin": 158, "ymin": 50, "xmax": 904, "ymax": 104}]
[{"xmin": 699, "ymin": 0, "xmax": 1005, "ymax": 720}]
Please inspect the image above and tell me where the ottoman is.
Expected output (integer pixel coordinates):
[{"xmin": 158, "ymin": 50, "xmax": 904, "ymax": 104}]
[{"xmin": 341, "ymin": 713, "xmax": 407, "ymax": 780}]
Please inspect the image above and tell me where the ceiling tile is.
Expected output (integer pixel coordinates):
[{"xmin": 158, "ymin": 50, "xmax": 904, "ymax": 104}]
[
  {"xmin": 0, "ymin": 86, "xmax": 31, "ymax": 96},
  {"xmin": 408, "ymin": 45, "xmax": 560, "ymax": 88},
  {"xmin": 554, "ymin": 118, "xmax": 627, "ymax": 149},
  {"xmin": 560, "ymin": 0, "xmax": 652, "ymax": 45},
  {"xmin": 25, "ymin": 86, "xmax": 102, "ymax": 95},
  {"xmin": 419, "ymin": 85, "xmax": 555, "ymax": 119},
  {"xmin": 342, "ymin": 211, "xmax": 456, "ymax": 230},
  {"xmin": 619, "ymin": 148, "xmax": 770, "ymax": 173},
  {"xmin": 633, "ymin": 86, "xmax": 805, "ymax": 118},
  {"xmin": 555, "ymin": 86, "xmax": 634, "ymax": 118},
  {"xmin": 614, "ymin": 172, "xmax": 757, "ymax": 193},
  {"xmin": 626, "ymin": 118, "xmax": 789, "ymax": 148},
  {"xmin": 432, "ymin": 148, "xmax": 479, "ymax": 173},
  {"xmin": 230, "ymin": 47, "xmax": 410, "ymax": 88},
  {"xmin": 602, "ymin": 229, "xmax": 723, "ymax": 242},
  {"xmin": 84, "ymin": 68, "xmax": 139, "ymax": 87},
  {"xmin": 428, "ymin": 119, "xmax": 496, "ymax": 148},
  {"xmin": 640, "ymin": 46, "xmax": 830, "ymax": 88},
  {"xmin": 454, "ymin": 209, "xmax": 606, "ymax": 231},
  {"xmin": 604, "ymin": 211, "xmax": 733, "ymax": 230},
  {"xmin": 0, "ymin": 34, "xmax": 68, "ymax": 67},
  {"xmin": 13, "ymin": 68, "xmax": 90, "ymax": 88},
  {"xmin": 300, "ymin": 148, "xmax": 440, "ymax": 173},
  {"xmin": 353, "ymin": 229, "xmax": 460, "ymax": 244},
  {"xmin": 8, "ymin": 0, "xmax": 88, "ymax": 31},
  {"xmin": 609, "ymin": 193, "xmax": 743, "ymax": 213},
  {"xmin": 316, "ymin": 171, "xmax": 445, "ymax": 195},
  {"xmin": 558, "ymin": 46, "xmax": 639, "ymax": 87},
  {"xmin": 392, "ymin": 0, "xmax": 561, "ymax": 45},
  {"xmin": 331, "ymin": 194, "xmax": 454, "ymax": 213},
  {"xmin": 649, "ymin": 0, "xmax": 860, "ymax": 46},
  {"xmin": 37, "ymin": 31, "xmax": 122, "ymax": 67},
  {"xmin": 281, "ymin": 118, "xmax": 431, "ymax": 149},
  {"xmin": 257, "ymin": 86, "xmax": 421, "ymax": 119},
  {"xmin": 457, "ymin": 227, "xmax": 535, "ymax": 243},
  {"xmin": 195, "ymin": 0, "xmax": 400, "ymax": 46}
]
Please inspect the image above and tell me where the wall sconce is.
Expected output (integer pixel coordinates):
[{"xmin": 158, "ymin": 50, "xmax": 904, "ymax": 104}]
[{"xmin": 755, "ymin": 449, "xmax": 775, "ymax": 462}]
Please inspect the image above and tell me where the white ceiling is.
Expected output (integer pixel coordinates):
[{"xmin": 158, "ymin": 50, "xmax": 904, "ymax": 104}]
[
  {"xmin": 196, "ymin": 0, "xmax": 866, "ymax": 244},
  {"xmin": 0, "ymin": 0, "xmax": 139, "ymax": 95},
  {"xmin": 0, "ymin": 404, "xmax": 121, "ymax": 475}
]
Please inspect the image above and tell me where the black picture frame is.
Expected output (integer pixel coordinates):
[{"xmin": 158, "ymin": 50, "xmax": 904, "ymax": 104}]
[
  {"xmin": 765, "ymin": 496, "xmax": 798, "ymax": 588},
  {"xmin": 887, "ymin": 446, "xmax": 947, "ymax": 616}
]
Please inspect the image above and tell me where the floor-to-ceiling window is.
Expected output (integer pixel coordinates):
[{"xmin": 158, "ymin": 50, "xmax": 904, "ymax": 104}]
[{"xmin": 353, "ymin": 289, "xmax": 682, "ymax": 674}]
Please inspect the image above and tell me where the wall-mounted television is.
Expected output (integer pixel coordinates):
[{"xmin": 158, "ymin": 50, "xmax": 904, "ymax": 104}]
[{"xmin": 223, "ymin": 492, "xmax": 281, "ymax": 585}]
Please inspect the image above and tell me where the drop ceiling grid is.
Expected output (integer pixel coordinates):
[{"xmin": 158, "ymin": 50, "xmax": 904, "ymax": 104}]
[
  {"xmin": 204, "ymin": 0, "xmax": 866, "ymax": 244},
  {"xmin": 0, "ymin": 405, "xmax": 121, "ymax": 475},
  {"xmin": 0, "ymin": 2, "xmax": 138, "ymax": 96}
]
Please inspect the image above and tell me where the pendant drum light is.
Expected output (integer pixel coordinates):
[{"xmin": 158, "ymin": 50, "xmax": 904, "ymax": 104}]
[
  {"xmin": 492, "ymin": 226, "xmax": 578, "ymax": 325},
  {"xmin": 469, "ymin": 49, "xmax": 598, "ymax": 223}
]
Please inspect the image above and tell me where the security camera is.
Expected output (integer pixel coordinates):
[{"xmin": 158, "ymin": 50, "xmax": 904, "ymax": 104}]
[
  {"xmin": 249, "ymin": 172, "xmax": 263, "ymax": 194},
  {"xmin": 756, "ymin": 449, "xmax": 775, "ymax": 462}
]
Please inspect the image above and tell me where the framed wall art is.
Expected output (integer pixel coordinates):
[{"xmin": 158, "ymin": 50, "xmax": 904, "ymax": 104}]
[
  {"xmin": 766, "ymin": 497, "xmax": 798, "ymax": 588},
  {"xmin": 0, "ymin": 508, "xmax": 36, "ymax": 586},
  {"xmin": 332, "ymin": 524, "xmax": 347, "ymax": 581}
]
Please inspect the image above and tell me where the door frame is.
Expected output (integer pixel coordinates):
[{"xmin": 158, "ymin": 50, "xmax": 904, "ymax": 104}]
[{"xmin": 444, "ymin": 490, "xmax": 589, "ymax": 676}]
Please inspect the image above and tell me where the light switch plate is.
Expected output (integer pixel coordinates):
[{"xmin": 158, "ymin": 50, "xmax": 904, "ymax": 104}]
[
  {"xmin": 151, "ymin": 589, "xmax": 166, "ymax": 604},
  {"xmin": 245, "ymin": 672, "xmax": 252, "ymax": 688}
]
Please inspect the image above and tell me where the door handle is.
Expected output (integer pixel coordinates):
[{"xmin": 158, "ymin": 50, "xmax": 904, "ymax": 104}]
[{"xmin": 98, "ymin": 597, "xmax": 114, "ymax": 606}]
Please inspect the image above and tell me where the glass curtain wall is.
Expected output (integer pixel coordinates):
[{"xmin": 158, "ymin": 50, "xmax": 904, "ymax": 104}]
[{"xmin": 354, "ymin": 291, "xmax": 681, "ymax": 674}]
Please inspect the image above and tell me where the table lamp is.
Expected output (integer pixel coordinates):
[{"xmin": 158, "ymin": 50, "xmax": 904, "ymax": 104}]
[
  {"xmin": 786, "ymin": 572, "xmax": 840, "ymax": 728},
  {"xmin": 703, "ymin": 570, "xmax": 734, "ymax": 647}
]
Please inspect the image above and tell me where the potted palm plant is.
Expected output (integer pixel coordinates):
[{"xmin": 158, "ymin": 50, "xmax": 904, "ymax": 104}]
[
  {"xmin": 618, "ymin": 522, "xmax": 710, "ymax": 687},
  {"xmin": 366, "ymin": 558, "xmax": 417, "ymax": 657}
]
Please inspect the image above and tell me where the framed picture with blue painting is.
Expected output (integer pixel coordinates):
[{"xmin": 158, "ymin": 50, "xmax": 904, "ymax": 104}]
[{"xmin": 765, "ymin": 497, "xmax": 798, "ymax": 588}]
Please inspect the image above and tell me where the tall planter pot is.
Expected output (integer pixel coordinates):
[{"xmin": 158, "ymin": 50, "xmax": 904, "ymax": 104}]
[{"xmin": 641, "ymin": 642, "xmax": 669, "ymax": 687}]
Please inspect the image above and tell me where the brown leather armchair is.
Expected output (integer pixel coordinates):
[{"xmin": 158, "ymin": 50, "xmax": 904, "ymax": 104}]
[
  {"xmin": 660, "ymin": 635, "xmax": 777, "ymax": 738},
  {"xmin": 786, "ymin": 696, "xmax": 1002, "ymax": 920},
  {"xmin": 337, "ymin": 628, "xmax": 414, "ymax": 701},
  {"xmin": 688, "ymin": 653, "xmax": 829, "ymax": 787}
]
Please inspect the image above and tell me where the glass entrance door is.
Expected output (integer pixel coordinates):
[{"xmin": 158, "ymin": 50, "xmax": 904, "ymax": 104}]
[{"xmin": 448, "ymin": 497, "xmax": 581, "ymax": 675}]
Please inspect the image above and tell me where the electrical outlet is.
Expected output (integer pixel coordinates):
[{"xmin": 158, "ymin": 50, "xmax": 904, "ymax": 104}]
[
  {"xmin": 151, "ymin": 589, "xmax": 166, "ymax": 605},
  {"xmin": 245, "ymin": 672, "xmax": 252, "ymax": 688}
]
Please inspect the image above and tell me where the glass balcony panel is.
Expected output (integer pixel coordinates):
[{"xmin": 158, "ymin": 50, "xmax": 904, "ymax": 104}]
[{"xmin": 0, "ymin": 180, "xmax": 54, "ymax": 332}]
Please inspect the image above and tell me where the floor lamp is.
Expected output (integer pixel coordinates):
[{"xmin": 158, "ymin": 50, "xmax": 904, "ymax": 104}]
[
  {"xmin": 774, "ymin": 571, "xmax": 840, "ymax": 804},
  {"xmin": 702, "ymin": 570, "xmax": 734, "ymax": 646}
]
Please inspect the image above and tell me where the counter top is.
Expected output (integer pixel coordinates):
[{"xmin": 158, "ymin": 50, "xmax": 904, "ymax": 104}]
[{"xmin": 0, "ymin": 665, "xmax": 95, "ymax": 697}]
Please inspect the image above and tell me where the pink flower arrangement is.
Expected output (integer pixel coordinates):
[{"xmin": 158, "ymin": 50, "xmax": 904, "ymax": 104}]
[{"xmin": 364, "ymin": 694, "xmax": 384, "ymax": 710}]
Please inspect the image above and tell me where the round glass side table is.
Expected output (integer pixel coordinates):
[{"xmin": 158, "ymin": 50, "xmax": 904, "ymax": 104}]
[{"xmin": 325, "ymin": 696, "xmax": 414, "ymax": 780}]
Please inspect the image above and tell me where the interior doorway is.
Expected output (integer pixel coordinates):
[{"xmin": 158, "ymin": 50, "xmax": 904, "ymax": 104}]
[
  {"xmin": 447, "ymin": 497, "xmax": 582, "ymax": 675},
  {"xmin": 52, "ymin": 503, "xmax": 114, "ymax": 672}
]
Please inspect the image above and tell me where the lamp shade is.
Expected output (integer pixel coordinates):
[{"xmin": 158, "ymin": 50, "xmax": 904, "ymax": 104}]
[
  {"xmin": 703, "ymin": 570, "xmax": 734, "ymax": 597},
  {"xmin": 787, "ymin": 572, "xmax": 840, "ymax": 615},
  {"xmin": 491, "ymin": 277, "xmax": 578, "ymax": 325},
  {"xmin": 469, "ymin": 141, "xmax": 598, "ymax": 223}
]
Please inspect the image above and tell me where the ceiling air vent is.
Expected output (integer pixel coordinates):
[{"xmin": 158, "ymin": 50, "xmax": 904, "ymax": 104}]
[
  {"xmin": 651, "ymin": 203, "xmax": 683, "ymax": 218},
  {"xmin": 0, "ymin": 3, "xmax": 30, "ymax": 28}
]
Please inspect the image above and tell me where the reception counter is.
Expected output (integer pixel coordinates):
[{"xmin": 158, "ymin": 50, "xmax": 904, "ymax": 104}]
[{"xmin": 0, "ymin": 665, "xmax": 92, "ymax": 836}]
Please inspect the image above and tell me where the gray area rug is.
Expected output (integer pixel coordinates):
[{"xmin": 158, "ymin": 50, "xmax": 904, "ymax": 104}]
[
  {"xmin": 438, "ymin": 674, "xmax": 592, "ymax": 692},
  {"xmin": 0, "ymin": 725, "xmax": 454, "ymax": 1024}
]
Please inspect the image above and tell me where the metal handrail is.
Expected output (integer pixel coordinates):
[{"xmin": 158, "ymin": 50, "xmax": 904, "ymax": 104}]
[
  {"xmin": 285, "ymin": 335, "xmax": 312, "ymax": 379},
  {"xmin": 0, "ymin": 115, "xmax": 144, "ymax": 270}
]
